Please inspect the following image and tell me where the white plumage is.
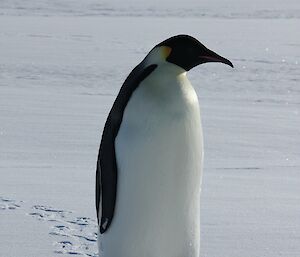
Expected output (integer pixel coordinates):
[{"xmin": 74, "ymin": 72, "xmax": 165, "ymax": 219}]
[{"xmin": 98, "ymin": 48, "xmax": 203, "ymax": 257}]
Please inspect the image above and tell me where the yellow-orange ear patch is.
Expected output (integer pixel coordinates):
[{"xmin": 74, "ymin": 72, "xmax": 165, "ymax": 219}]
[{"xmin": 160, "ymin": 46, "xmax": 172, "ymax": 59}]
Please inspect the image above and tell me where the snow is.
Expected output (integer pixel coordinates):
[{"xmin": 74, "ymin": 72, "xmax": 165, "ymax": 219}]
[{"xmin": 0, "ymin": 1, "xmax": 300, "ymax": 256}]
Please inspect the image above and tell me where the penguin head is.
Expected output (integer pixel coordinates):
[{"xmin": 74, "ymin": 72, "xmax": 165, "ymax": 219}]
[{"xmin": 154, "ymin": 34, "xmax": 233, "ymax": 71}]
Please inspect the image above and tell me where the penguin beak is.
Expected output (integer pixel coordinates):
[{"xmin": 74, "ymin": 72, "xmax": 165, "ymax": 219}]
[{"xmin": 199, "ymin": 48, "xmax": 234, "ymax": 68}]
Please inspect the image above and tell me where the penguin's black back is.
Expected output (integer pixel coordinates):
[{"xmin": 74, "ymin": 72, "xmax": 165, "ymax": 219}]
[{"xmin": 96, "ymin": 63, "xmax": 157, "ymax": 233}]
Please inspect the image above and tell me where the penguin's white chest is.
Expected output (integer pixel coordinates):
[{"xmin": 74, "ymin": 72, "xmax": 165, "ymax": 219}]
[{"xmin": 100, "ymin": 66, "xmax": 203, "ymax": 257}]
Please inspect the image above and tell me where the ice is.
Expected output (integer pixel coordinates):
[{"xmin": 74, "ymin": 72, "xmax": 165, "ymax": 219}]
[
  {"xmin": 0, "ymin": 1, "xmax": 300, "ymax": 257},
  {"xmin": 1, "ymin": 0, "xmax": 300, "ymax": 19}
]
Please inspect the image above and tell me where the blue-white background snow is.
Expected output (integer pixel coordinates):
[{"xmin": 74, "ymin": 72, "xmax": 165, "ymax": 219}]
[{"xmin": 0, "ymin": 1, "xmax": 299, "ymax": 256}]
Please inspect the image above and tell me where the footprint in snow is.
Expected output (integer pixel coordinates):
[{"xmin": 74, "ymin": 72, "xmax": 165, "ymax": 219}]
[
  {"xmin": 29, "ymin": 205, "xmax": 71, "ymax": 221},
  {"xmin": 28, "ymin": 204, "xmax": 98, "ymax": 256},
  {"xmin": 0, "ymin": 196, "xmax": 22, "ymax": 210},
  {"xmin": 1, "ymin": 196, "xmax": 98, "ymax": 256}
]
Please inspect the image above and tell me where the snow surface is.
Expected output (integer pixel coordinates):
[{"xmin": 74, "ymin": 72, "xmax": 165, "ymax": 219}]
[{"xmin": 0, "ymin": 1, "xmax": 300, "ymax": 257}]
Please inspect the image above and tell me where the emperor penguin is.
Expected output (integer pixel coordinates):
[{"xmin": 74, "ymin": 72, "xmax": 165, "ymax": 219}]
[{"xmin": 96, "ymin": 34, "xmax": 233, "ymax": 257}]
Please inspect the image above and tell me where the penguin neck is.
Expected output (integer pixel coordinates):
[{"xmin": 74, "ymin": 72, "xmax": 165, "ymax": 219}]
[
  {"xmin": 139, "ymin": 61, "xmax": 196, "ymax": 110},
  {"xmin": 157, "ymin": 63, "xmax": 187, "ymax": 77},
  {"xmin": 143, "ymin": 47, "xmax": 187, "ymax": 76}
]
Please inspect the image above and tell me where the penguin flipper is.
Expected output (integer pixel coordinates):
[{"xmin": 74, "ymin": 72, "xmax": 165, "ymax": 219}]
[{"xmin": 96, "ymin": 64, "xmax": 157, "ymax": 234}]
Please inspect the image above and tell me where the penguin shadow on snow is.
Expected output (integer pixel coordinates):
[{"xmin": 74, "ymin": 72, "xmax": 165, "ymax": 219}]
[{"xmin": 0, "ymin": 196, "xmax": 98, "ymax": 257}]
